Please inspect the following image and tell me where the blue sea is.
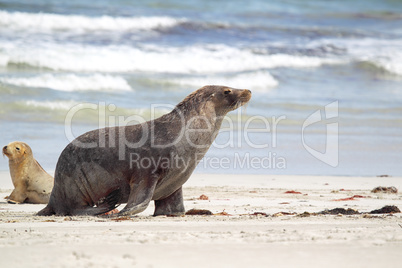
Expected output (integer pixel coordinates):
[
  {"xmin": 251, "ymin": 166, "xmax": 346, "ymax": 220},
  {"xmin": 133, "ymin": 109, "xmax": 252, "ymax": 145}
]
[{"xmin": 0, "ymin": 0, "xmax": 401, "ymax": 176}]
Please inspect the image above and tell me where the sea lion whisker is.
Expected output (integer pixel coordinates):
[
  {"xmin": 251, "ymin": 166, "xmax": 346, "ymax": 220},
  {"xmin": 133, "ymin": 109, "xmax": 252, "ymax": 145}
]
[{"xmin": 241, "ymin": 102, "xmax": 248, "ymax": 113}]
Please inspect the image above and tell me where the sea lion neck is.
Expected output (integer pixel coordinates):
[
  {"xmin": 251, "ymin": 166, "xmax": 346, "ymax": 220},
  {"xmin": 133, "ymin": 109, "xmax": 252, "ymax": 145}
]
[
  {"xmin": 8, "ymin": 153, "xmax": 34, "ymax": 166},
  {"xmin": 8, "ymin": 156, "xmax": 34, "ymax": 185},
  {"xmin": 171, "ymin": 100, "xmax": 217, "ymax": 122}
]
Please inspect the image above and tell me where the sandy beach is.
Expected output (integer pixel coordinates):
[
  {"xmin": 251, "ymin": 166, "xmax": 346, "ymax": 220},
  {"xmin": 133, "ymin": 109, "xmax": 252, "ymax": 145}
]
[
  {"xmin": 1, "ymin": 171, "xmax": 401, "ymax": 268},
  {"xmin": 2, "ymin": 1, "xmax": 402, "ymax": 268}
]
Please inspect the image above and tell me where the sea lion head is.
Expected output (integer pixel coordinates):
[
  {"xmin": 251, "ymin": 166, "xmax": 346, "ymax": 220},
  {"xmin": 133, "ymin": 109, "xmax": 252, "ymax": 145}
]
[
  {"xmin": 179, "ymin": 85, "xmax": 252, "ymax": 116},
  {"xmin": 2, "ymin": 141, "xmax": 32, "ymax": 162},
  {"xmin": 208, "ymin": 85, "xmax": 251, "ymax": 114}
]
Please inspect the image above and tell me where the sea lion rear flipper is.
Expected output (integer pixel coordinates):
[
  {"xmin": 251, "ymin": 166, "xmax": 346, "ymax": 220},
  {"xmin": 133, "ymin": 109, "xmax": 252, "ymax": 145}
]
[
  {"xmin": 7, "ymin": 188, "xmax": 27, "ymax": 204},
  {"xmin": 154, "ymin": 187, "xmax": 185, "ymax": 216},
  {"xmin": 118, "ymin": 175, "xmax": 158, "ymax": 216}
]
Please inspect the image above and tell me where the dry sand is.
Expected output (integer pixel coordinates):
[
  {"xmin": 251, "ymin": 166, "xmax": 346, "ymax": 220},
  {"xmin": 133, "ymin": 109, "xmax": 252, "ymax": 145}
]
[{"xmin": 0, "ymin": 171, "xmax": 401, "ymax": 268}]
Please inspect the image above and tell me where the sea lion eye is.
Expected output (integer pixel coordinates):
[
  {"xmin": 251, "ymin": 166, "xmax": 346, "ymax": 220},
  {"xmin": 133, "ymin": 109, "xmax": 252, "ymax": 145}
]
[
  {"xmin": 16, "ymin": 147, "xmax": 20, "ymax": 151},
  {"xmin": 224, "ymin": 89, "xmax": 231, "ymax": 95}
]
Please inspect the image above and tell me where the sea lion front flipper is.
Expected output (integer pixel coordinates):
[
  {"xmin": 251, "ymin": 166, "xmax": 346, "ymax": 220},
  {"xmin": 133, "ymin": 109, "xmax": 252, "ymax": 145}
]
[
  {"xmin": 153, "ymin": 187, "xmax": 185, "ymax": 216},
  {"xmin": 7, "ymin": 188, "xmax": 27, "ymax": 204},
  {"xmin": 117, "ymin": 175, "xmax": 158, "ymax": 216}
]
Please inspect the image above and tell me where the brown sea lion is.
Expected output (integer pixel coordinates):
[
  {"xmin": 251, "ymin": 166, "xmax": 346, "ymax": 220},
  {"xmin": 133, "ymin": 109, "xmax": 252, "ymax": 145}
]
[
  {"xmin": 37, "ymin": 85, "xmax": 251, "ymax": 216},
  {"xmin": 3, "ymin": 141, "xmax": 54, "ymax": 204}
]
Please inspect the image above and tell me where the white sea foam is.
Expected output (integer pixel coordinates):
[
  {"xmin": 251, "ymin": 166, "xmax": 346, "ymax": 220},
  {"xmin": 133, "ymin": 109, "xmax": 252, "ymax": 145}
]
[
  {"xmin": 378, "ymin": 58, "xmax": 402, "ymax": 76},
  {"xmin": 0, "ymin": 74, "xmax": 132, "ymax": 91},
  {"xmin": 362, "ymin": 50, "xmax": 402, "ymax": 76},
  {"xmin": 24, "ymin": 100, "xmax": 78, "ymax": 110},
  {"xmin": 0, "ymin": 10, "xmax": 183, "ymax": 32},
  {"xmin": 168, "ymin": 71, "xmax": 279, "ymax": 91},
  {"xmin": 342, "ymin": 38, "xmax": 402, "ymax": 76},
  {"xmin": 21, "ymin": 100, "xmax": 169, "ymax": 122},
  {"xmin": 309, "ymin": 38, "xmax": 402, "ymax": 76},
  {"xmin": 0, "ymin": 41, "xmax": 340, "ymax": 73}
]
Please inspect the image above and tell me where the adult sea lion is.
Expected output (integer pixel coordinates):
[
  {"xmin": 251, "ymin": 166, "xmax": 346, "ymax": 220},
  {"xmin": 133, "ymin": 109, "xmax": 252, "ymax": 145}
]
[
  {"xmin": 3, "ymin": 141, "xmax": 54, "ymax": 204},
  {"xmin": 37, "ymin": 85, "xmax": 251, "ymax": 216}
]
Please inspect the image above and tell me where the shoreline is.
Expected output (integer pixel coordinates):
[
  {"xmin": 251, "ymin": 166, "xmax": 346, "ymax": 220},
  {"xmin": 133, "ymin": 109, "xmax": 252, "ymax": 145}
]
[{"xmin": 1, "ymin": 171, "xmax": 401, "ymax": 188}]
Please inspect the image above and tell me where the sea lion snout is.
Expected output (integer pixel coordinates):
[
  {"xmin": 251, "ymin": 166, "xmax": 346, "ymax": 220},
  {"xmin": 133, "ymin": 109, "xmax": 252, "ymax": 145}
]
[
  {"xmin": 2, "ymin": 145, "xmax": 9, "ymax": 156},
  {"xmin": 241, "ymin": 89, "xmax": 252, "ymax": 97},
  {"xmin": 239, "ymin": 89, "xmax": 252, "ymax": 103}
]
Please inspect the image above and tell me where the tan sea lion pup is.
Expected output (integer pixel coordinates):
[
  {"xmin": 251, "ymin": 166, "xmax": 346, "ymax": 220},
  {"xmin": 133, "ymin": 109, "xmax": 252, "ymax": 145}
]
[{"xmin": 3, "ymin": 141, "xmax": 54, "ymax": 204}]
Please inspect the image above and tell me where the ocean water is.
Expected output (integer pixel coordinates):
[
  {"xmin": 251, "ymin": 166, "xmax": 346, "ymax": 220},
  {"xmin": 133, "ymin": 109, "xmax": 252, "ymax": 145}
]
[{"xmin": 0, "ymin": 0, "xmax": 401, "ymax": 176}]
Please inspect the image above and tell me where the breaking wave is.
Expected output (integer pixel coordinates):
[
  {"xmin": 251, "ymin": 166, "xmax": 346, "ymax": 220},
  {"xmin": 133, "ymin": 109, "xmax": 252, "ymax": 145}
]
[
  {"xmin": 165, "ymin": 71, "xmax": 279, "ymax": 91},
  {"xmin": 0, "ymin": 10, "xmax": 184, "ymax": 32},
  {"xmin": 0, "ymin": 42, "xmax": 340, "ymax": 73},
  {"xmin": 309, "ymin": 38, "xmax": 402, "ymax": 76},
  {"xmin": 0, "ymin": 74, "xmax": 132, "ymax": 91}
]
